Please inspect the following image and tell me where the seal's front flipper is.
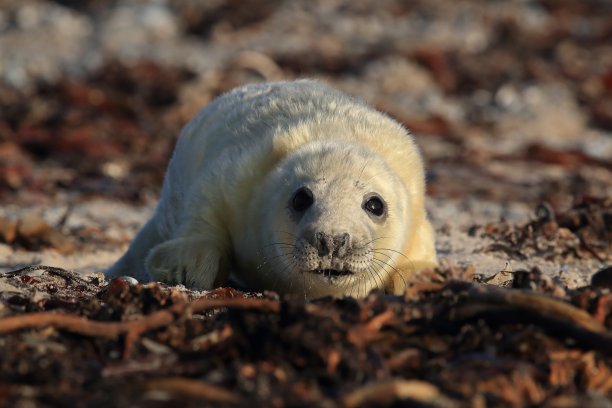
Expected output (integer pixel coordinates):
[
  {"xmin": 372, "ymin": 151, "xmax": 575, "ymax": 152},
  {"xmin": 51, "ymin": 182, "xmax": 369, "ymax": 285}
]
[
  {"xmin": 145, "ymin": 237, "xmax": 222, "ymax": 290},
  {"xmin": 106, "ymin": 218, "xmax": 163, "ymax": 283}
]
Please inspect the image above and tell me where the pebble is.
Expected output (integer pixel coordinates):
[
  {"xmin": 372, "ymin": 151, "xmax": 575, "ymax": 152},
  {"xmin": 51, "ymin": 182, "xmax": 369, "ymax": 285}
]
[
  {"xmin": 17, "ymin": 214, "xmax": 50, "ymax": 239},
  {"xmin": 0, "ymin": 217, "xmax": 18, "ymax": 243}
]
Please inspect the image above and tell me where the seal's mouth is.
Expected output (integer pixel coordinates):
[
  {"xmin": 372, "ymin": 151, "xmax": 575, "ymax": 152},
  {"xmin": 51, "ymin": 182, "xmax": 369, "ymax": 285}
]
[{"xmin": 311, "ymin": 268, "xmax": 354, "ymax": 278}]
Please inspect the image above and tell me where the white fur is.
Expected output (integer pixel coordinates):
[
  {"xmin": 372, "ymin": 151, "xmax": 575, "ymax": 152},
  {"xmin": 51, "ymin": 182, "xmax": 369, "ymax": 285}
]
[{"xmin": 106, "ymin": 80, "xmax": 436, "ymax": 297}]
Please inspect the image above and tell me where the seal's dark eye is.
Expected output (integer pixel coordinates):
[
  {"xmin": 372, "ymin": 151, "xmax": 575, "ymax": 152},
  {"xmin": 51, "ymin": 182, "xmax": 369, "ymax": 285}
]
[
  {"xmin": 292, "ymin": 187, "xmax": 314, "ymax": 212},
  {"xmin": 364, "ymin": 195, "xmax": 385, "ymax": 217}
]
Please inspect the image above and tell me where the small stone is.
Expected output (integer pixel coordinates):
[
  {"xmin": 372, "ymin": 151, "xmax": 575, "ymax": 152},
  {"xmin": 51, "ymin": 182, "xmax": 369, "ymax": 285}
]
[
  {"xmin": 120, "ymin": 276, "xmax": 139, "ymax": 286},
  {"xmin": 105, "ymin": 276, "xmax": 135, "ymax": 297},
  {"xmin": 45, "ymin": 230, "xmax": 76, "ymax": 255},
  {"xmin": 17, "ymin": 214, "xmax": 50, "ymax": 238},
  {"xmin": 0, "ymin": 217, "xmax": 18, "ymax": 243}
]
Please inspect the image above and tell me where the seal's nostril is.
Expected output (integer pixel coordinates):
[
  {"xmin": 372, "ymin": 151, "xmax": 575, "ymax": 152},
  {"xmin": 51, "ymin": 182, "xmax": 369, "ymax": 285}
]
[
  {"xmin": 315, "ymin": 231, "xmax": 331, "ymax": 257},
  {"xmin": 335, "ymin": 233, "xmax": 351, "ymax": 257}
]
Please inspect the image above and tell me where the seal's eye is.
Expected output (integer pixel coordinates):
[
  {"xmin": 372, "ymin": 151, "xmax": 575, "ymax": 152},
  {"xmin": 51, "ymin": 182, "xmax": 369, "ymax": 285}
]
[
  {"xmin": 364, "ymin": 195, "xmax": 385, "ymax": 217},
  {"xmin": 292, "ymin": 187, "xmax": 314, "ymax": 212}
]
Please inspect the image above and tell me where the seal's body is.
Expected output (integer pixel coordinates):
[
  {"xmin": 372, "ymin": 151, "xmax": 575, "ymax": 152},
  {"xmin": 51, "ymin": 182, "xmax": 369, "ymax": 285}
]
[{"xmin": 106, "ymin": 80, "xmax": 436, "ymax": 298}]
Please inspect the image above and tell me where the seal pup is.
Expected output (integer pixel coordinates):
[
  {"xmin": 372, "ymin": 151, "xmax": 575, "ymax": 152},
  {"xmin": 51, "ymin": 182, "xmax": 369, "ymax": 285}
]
[{"xmin": 106, "ymin": 80, "xmax": 437, "ymax": 298}]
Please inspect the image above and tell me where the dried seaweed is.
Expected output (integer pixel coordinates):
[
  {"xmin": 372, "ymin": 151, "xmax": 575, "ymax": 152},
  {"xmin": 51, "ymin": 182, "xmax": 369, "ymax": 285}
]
[
  {"xmin": 1, "ymin": 265, "xmax": 610, "ymax": 407},
  {"xmin": 479, "ymin": 198, "xmax": 611, "ymax": 263}
]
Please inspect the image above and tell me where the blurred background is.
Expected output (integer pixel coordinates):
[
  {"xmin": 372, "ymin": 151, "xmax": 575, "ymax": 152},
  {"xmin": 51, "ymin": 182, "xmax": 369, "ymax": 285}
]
[
  {"xmin": 1, "ymin": 0, "xmax": 610, "ymax": 205},
  {"xmin": 0, "ymin": 0, "xmax": 610, "ymax": 276}
]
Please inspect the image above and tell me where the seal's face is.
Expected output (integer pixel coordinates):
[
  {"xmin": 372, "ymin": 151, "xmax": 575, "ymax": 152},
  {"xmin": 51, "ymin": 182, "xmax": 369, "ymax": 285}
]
[{"xmin": 253, "ymin": 142, "xmax": 412, "ymax": 298}]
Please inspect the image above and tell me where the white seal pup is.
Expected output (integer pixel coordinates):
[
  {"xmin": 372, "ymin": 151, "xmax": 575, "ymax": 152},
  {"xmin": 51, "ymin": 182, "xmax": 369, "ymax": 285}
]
[{"xmin": 106, "ymin": 80, "xmax": 437, "ymax": 298}]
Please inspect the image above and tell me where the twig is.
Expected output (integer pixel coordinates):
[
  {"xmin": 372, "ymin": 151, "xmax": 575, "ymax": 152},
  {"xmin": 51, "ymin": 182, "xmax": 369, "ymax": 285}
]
[
  {"xmin": 2, "ymin": 264, "xmax": 61, "ymax": 278},
  {"xmin": 342, "ymin": 379, "xmax": 446, "ymax": 407},
  {"xmin": 0, "ymin": 297, "xmax": 280, "ymax": 339},
  {"xmin": 0, "ymin": 301, "xmax": 183, "ymax": 338},
  {"xmin": 1, "ymin": 265, "xmax": 98, "ymax": 290},
  {"xmin": 143, "ymin": 377, "xmax": 242, "ymax": 404},
  {"xmin": 463, "ymin": 284, "xmax": 606, "ymax": 333},
  {"xmin": 55, "ymin": 203, "xmax": 75, "ymax": 229},
  {"xmin": 102, "ymin": 355, "xmax": 178, "ymax": 378},
  {"xmin": 189, "ymin": 297, "xmax": 280, "ymax": 315},
  {"xmin": 442, "ymin": 283, "xmax": 612, "ymax": 354}
]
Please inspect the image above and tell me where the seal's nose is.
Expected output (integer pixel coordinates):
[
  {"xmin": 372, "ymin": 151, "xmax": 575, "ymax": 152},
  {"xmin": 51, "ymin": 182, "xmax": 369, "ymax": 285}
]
[{"xmin": 314, "ymin": 232, "xmax": 351, "ymax": 258}]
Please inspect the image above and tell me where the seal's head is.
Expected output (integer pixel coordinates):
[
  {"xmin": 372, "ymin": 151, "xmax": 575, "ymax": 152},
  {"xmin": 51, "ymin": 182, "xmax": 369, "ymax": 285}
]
[{"xmin": 243, "ymin": 141, "xmax": 413, "ymax": 298}]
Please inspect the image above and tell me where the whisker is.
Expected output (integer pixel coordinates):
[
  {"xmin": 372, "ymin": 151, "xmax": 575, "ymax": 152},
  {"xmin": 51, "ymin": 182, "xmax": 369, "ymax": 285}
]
[
  {"xmin": 284, "ymin": 259, "xmax": 300, "ymax": 294},
  {"xmin": 371, "ymin": 256, "xmax": 399, "ymax": 273},
  {"xmin": 365, "ymin": 272, "xmax": 374, "ymax": 297},
  {"xmin": 370, "ymin": 250, "xmax": 393, "ymax": 261},
  {"xmin": 302, "ymin": 269, "xmax": 307, "ymax": 300},
  {"xmin": 396, "ymin": 271, "xmax": 408, "ymax": 294},
  {"xmin": 362, "ymin": 168, "xmax": 394, "ymax": 185},
  {"xmin": 283, "ymin": 258, "xmax": 297, "ymax": 295},
  {"xmin": 272, "ymin": 230, "xmax": 297, "ymax": 239},
  {"xmin": 349, "ymin": 274, "xmax": 358, "ymax": 297},
  {"xmin": 372, "ymin": 256, "xmax": 408, "ymax": 294},
  {"xmin": 362, "ymin": 267, "xmax": 373, "ymax": 297},
  {"xmin": 376, "ymin": 268, "xmax": 389, "ymax": 292},
  {"xmin": 257, "ymin": 252, "xmax": 294, "ymax": 270},
  {"xmin": 375, "ymin": 247, "xmax": 410, "ymax": 260},
  {"xmin": 265, "ymin": 248, "xmax": 300, "ymax": 294},
  {"xmin": 356, "ymin": 159, "xmax": 370, "ymax": 185},
  {"xmin": 371, "ymin": 256, "xmax": 400, "ymax": 289},
  {"xmin": 305, "ymin": 269, "xmax": 314, "ymax": 300},
  {"xmin": 369, "ymin": 260, "xmax": 388, "ymax": 290},
  {"xmin": 360, "ymin": 270, "xmax": 367, "ymax": 298},
  {"xmin": 371, "ymin": 263, "xmax": 386, "ymax": 290},
  {"xmin": 340, "ymin": 271, "xmax": 355, "ymax": 296},
  {"xmin": 361, "ymin": 236, "xmax": 390, "ymax": 248},
  {"xmin": 262, "ymin": 242, "xmax": 294, "ymax": 248}
]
